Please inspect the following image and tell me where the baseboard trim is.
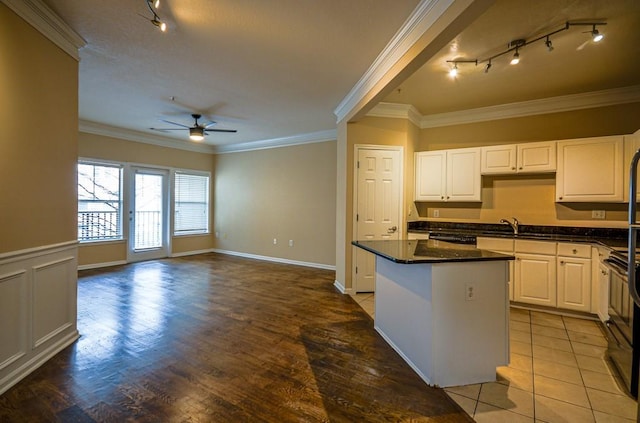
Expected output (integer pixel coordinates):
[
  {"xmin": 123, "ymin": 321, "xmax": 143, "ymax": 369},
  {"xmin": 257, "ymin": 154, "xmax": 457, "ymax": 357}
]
[
  {"xmin": 374, "ymin": 325, "xmax": 433, "ymax": 387},
  {"xmin": 211, "ymin": 249, "xmax": 335, "ymax": 271},
  {"xmin": 0, "ymin": 330, "xmax": 79, "ymax": 396},
  {"xmin": 171, "ymin": 249, "xmax": 215, "ymax": 258},
  {"xmin": 333, "ymin": 280, "xmax": 349, "ymax": 294},
  {"xmin": 77, "ymin": 260, "xmax": 127, "ymax": 271}
]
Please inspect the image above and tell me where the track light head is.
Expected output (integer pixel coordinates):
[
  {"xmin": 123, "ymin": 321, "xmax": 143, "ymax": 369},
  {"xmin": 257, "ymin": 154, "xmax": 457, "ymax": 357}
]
[
  {"xmin": 510, "ymin": 49, "xmax": 520, "ymax": 65},
  {"xmin": 545, "ymin": 37, "xmax": 554, "ymax": 52},
  {"xmin": 592, "ymin": 26, "xmax": 604, "ymax": 42},
  {"xmin": 151, "ymin": 17, "xmax": 167, "ymax": 32},
  {"xmin": 484, "ymin": 61, "xmax": 492, "ymax": 73},
  {"xmin": 146, "ymin": 0, "xmax": 166, "ymax": 32},
  {"xmin": 448, "ymin": 64, "xmax": 458, "ymax": 78}
]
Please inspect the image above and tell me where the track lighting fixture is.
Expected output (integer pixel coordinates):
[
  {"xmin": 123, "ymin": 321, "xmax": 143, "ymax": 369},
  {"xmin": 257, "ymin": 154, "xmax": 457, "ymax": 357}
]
[
  {"xmin": 145, "ymin": 0, "xmax": 166, "ymax": 32},
  {"xmin": 445, "ymin": 59, "xmax": 477, "ymax": 77},
  {"xmin": 444, "ymin": 21, "xmax": 606, "ymax": 78}
]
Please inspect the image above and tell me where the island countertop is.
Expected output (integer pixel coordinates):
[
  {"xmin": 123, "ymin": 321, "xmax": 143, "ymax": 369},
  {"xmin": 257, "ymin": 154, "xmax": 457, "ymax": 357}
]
[{"xmin": 352, "ymin": 239, "xmax": 514, "ymax": 264}]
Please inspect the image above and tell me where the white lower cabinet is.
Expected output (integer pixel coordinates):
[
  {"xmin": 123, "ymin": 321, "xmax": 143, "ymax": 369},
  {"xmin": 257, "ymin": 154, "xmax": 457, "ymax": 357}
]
[
  {"xmin": 557, "ymin": 257, "xmax": 591, "ymax": 312},
  {"xmin": 478, "ymin": 237, "xmax": 595, "ymax": 313},
  {"xmin": 556, "ymin": 243, "xmax": 592, "ymax": 312},
  {"xmin": 476, "ymin": 237, "xmax": 514, "ymax": 301},
  {"xmin": 515, "ymin": 253, "xmax": 557, "ymax": 307}
]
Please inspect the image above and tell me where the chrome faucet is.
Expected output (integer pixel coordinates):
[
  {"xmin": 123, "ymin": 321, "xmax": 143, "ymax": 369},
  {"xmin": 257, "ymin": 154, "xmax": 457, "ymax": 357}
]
[{"xmin": 500, "ymin": 217, "xmax": 519, "ymax": 235}]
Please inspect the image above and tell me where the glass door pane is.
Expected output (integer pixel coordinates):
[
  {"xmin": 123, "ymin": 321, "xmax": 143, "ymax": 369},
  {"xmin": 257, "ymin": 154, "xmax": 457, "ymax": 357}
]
[
  {"xmin": 134, "ymin": 173, "xmax": 163, "ymax": 250},
  {"xmin": 128, "ymin": 168, "xmax": 169, "ymax": 262}
]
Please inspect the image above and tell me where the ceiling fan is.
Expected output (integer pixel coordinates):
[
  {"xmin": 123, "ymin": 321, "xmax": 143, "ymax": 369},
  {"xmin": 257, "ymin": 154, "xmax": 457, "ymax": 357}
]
[{"xmin": 150, "ymin": 113, "xmax": 237, "ymax": 141}]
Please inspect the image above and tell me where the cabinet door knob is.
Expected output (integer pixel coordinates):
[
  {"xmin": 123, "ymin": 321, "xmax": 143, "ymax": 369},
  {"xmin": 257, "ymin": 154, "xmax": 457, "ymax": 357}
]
[
  {"xmin": 511, "ymin": 167, "xmax": 516, "ymax": 170},
  {"xmin": 441, "ymin": 196, "xmax": 444, "ymax": 199},
  {"xmin": 573, "ymin": 249, "xmax": 578, "ymax": 254},
  {"xmin": 560, "ymin": 260, "xmax": 565, "ymax": 265},
  {"xmin": 519, "ymin": 167, "xmax": 523, "ymax": 170},
  {"xmin": 559, "ymin": 196, "xmax": 563, "ymax": 200}
]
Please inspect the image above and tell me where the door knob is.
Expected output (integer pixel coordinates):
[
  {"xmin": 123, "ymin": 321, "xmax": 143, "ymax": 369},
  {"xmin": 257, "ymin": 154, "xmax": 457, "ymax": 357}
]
[{"xmin": 387, "ymin": 226, "xmax": 398, "ymax": 233}]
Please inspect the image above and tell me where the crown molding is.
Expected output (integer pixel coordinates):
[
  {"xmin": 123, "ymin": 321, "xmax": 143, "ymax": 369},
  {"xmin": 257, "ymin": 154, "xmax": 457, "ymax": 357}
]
[
  {"xmin": 214, "ymin": 129, "xmax": 337, "ymax": 154},
  {"xmin": 420, "ymin": 85, "xmax": 640, "ymax": 128},
  {"xmin": 333, "ymin": 0, "xmax": 455, "ymax": 123},
  {"xmin": 80, "ymin": 120, "xmax": 336, "ymax": 155},
  {"xmin": 79, "ymin": 120, "xmax": 217, "ymax": 154},
  {"xmin": 366, "ymin": 102, "xmax": 423, "ymax": 127},
  {"xmin": 2, "ymin": 0, "xmax": 85, "ymax": 61}
]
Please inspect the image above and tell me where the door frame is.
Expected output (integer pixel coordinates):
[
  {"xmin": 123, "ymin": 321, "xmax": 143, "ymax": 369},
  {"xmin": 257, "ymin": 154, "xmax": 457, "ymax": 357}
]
[
  {"xmin": 126, "ymin": 165, "xmax": 171, "ymax": 263},
  {"xmin": 351, "ymin": 144, "xmax": 405, "ymax": 292}
]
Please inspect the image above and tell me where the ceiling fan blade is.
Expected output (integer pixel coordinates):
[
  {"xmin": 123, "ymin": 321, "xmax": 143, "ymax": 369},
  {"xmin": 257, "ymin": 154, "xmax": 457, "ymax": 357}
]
[
  {"xmin": 204, "ymin": 121, "xmax": 218, "ymax": 128},
  {"xmin": 159, "ymin": 119, "xmax": 191, "ymax": 129},
  {"xmin": 205, "ymin": 129, "xmax": 238, "ymax": 133},
  {"xmin": 150, "ymin": 127, "xmax": 186, "ymax": 131}
]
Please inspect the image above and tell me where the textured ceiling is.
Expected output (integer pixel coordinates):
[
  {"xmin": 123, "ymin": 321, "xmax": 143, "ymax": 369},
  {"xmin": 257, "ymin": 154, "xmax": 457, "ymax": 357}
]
[
  {"xmin": 40, "ymin": 0, "xmax": 640, "ymax": 150},
  {"xmin": 384, "ymin": 0, "xmax": 640, "ymax": 115},
  {"xmin": 42, "ymin": 0, "xmax": 420, "ymax": 147}
]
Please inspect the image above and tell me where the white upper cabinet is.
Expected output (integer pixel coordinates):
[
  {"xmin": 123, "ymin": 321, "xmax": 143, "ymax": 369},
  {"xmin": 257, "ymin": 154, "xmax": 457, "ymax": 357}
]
[
  {"xmin": 415, "ymin": 147, "xmax": 481, "ymax": 202},
  {"xmin": 556, "ymin": 136, "xmax": 624, "ymax": 202},
  {"xmin": 415, "ymin": 150, "xmax": 446, "ymax": 202},
  {"xmin": 481, "ymin": 141, "xmax": 556, "ymax": 175},
  {"xmin": 624, "ymin": 129, "xmax": 640, "ymax": 202}
]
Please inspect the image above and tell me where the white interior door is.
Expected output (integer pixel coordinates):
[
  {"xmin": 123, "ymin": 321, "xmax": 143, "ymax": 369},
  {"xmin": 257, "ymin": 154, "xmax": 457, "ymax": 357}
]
[
  {"xmin": 128, "ymin": 167, "xmax": 170, "ymax": 262},
  {"xmin": 354, "ymin": 147, "xmax": 402, "ymax": 292}
]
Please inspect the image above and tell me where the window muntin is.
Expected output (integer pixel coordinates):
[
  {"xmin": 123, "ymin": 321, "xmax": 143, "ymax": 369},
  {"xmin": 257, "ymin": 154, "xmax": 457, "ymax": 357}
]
[
  {"xmin": 77, "ymin": 162, "xmax": 123, "ymax": 242},
  {"xmin": 174, "ymin": 172, "xmax": 210, "ymax": 235}
]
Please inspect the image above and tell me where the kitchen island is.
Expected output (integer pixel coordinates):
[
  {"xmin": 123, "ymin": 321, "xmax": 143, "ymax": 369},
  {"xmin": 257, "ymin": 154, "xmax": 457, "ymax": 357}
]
[{"xmin": 352, "ymin": 239, "xmax": 514, "ymax": 387}]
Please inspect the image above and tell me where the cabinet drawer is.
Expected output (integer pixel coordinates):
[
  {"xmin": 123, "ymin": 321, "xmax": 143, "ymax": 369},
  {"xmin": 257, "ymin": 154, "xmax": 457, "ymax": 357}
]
[
  {"xmin": 557, "ymin": 243, "xmax": 591, "ymax": 258},
  {"xmin": 477, "ymin": 237, "xmax": 514, "ymax": 252},
  {"xmin": 515, "ymin": 239, "xmax": 557, "ymax": 255}
]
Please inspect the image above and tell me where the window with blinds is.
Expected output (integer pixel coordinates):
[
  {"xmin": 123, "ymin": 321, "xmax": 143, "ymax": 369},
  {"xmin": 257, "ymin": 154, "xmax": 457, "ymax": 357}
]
[
  {"xmin": 77, "ymin": 162, "xmax": 123, "ymax": 242},
  {"xmin": 174, "ymin": 172, "xmax": 210, "ymax": 235}
]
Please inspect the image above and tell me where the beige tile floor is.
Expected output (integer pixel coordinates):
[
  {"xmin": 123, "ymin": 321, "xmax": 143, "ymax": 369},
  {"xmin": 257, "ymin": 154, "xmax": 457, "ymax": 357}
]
[{"xmin": 352, "ymin": 293, "xmax": 639, "ymax": 423}]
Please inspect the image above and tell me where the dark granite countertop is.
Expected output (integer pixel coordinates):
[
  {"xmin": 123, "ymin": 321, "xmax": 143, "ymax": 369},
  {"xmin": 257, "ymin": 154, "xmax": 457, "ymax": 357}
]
[
  {"xmin": 352, "ymin": 239, "xmax": 514, "ymax": 264},
  {"xmin": 407, "ymin": 221, "xmax": 631, "ymax": 251}
]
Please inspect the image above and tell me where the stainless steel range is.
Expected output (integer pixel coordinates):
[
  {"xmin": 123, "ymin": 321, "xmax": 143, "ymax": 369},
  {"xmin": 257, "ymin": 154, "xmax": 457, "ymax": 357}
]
[{"xmin": 604, "ymin": 251, "xmax": 640, "ymax": 398}]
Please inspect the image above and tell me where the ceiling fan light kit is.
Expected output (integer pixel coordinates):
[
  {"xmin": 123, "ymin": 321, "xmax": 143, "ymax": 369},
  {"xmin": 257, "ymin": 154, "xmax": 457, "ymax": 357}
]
[
  {"xmin": 446, "ymin": 21, "xmax": 606, "ymax": 77},
  {"xmin": 189, "ymin": 127, "xmax": 205, "ymax": 141},
  {"xmin": 150, "ymin": 113, "xmax": 238, "ymax": 142}
]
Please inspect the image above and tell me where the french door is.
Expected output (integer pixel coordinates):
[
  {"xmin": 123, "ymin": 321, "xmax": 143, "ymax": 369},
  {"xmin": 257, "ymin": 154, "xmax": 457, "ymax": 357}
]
[{"xmin": 127, "ymin": 167, "xmax": 170, "ymax": 262}]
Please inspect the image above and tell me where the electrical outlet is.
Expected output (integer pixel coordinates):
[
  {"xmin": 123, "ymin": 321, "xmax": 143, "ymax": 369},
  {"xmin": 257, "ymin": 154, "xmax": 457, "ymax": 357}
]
[
  {"xmin": 289, "ymin": 239, "xmax": 294, "ymax": 247},
  {"xmin": 273, "ymin": 238, "xmax": 277, "ymax": 245},
  {"xmin": 592, "ymin": 210, "xmax": 606, "ymax": 219},
  {"xmin": 433, "ymin": 209, "xmax": 440, "ymax": 218},
  {"xmin": 465, "ymin": 283, "xmax": 476, "ymax": 301}
]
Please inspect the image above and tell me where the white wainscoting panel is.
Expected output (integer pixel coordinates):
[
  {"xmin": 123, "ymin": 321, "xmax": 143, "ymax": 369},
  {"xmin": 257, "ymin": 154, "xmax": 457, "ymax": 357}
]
[
  {"xmin": 0, "ymin": 242, "xmax": 79, "ymax": 395},
  {"xmin": 0, "ymin": 270, "xmax": 28, "ymax": 371}
]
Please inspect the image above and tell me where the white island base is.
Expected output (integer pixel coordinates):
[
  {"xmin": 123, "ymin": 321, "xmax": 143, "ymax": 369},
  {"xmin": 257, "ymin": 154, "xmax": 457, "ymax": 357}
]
[{"xmin": 374, "ymin": 257, "xmax": 510, "ymax": 388}]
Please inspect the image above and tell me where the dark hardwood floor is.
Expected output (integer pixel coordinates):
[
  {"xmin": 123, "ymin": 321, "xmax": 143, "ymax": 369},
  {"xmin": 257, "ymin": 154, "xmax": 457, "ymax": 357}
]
[{"xmin": 0, "ymin": 253, "xmax": 473, "ymax": 422}]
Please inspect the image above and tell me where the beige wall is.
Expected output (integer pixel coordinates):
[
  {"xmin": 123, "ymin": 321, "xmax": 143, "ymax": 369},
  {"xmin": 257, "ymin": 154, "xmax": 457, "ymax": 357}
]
[
  {"xmin": 0, "ymin": 4, "xmax": 78, "ymax": 253},
  {"xmin": 213, "ymin": 141, "xmax": 336, "ymax": 266},
  {"xmin": 341, "ymin": 116, "xmax": 419, "ymax": 289},
  {"xmin": 415, "ymin": 103, "xmax": 640, "ymax": 227},
  {"xmin": 78, "ymin": 132, "xmax": 216, "ymax": 265},
  {"xmin": 420, "ymin": 102, "xmax": 640, "ymax": 150}
]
